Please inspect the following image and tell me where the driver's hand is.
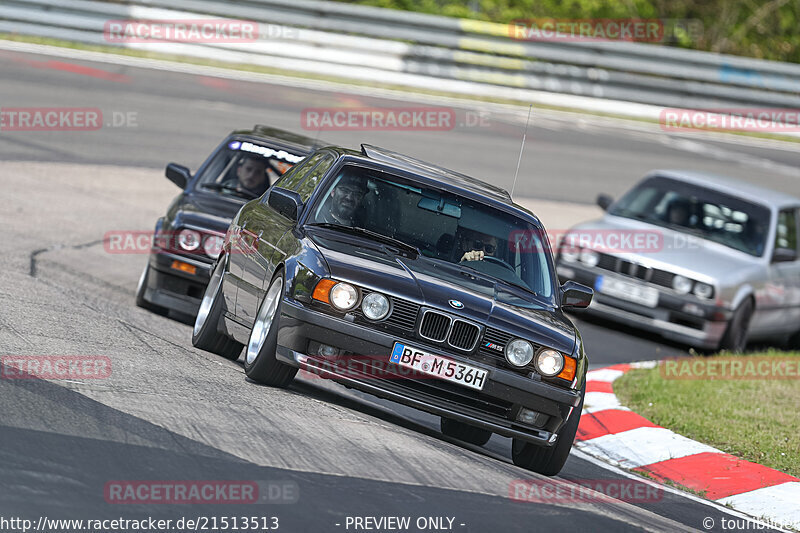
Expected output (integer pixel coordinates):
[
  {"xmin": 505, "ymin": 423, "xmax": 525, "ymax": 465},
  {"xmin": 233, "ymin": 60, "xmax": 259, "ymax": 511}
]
[{"xmin": 460, "ymin": 250, "xmax": 484, "ymax": 262}]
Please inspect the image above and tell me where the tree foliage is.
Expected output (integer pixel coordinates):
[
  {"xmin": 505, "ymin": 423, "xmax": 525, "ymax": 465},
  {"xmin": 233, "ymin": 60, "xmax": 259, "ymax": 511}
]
[{"xmin": 338, "ymin": 0, "xmax": 800, "ymax": 63}]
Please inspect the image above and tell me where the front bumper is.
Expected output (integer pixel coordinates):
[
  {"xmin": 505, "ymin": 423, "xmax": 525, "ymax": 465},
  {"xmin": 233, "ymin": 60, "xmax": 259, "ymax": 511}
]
[
  {"xmin": 275, "ymin": 299, "xmax": 583, "ymax": 446},
  {"xmin": 557, "ymin": 262, "xmax": 730, "ymax": 349},
  {"xmin": 143, "ymin": 251, "xmax": 214, "ymax": 316}
]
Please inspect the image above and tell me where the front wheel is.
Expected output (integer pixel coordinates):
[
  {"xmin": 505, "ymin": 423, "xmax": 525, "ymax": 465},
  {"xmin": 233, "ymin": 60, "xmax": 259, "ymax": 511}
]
[
  {"xmin": 243, "ymin": 270, "xmax": 297, "ymax": 387},
  {"xmin": 718, "ymin": 299, "xmax": 753, "ymax": 353},
  {"xmin": 191, "ymin": 257, "xmax": 243, "ymax": 360},
  {"xmin": 511, "ymin": 384, "xmax": 585, "ymax": 476}
]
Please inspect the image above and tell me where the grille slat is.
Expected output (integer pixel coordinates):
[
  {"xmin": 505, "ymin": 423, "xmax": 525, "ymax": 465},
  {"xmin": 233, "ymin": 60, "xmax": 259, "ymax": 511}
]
[
  {"xmin": 419, "ymin": 311, "xmax": 451, "ymax": 342},
  {"xmin": 595, "ymin": 252, "xmax": 675, "ymax": 290},
  {"xmin": 448, "ymin": 320, "xmax": 480, "ymax": 351}
]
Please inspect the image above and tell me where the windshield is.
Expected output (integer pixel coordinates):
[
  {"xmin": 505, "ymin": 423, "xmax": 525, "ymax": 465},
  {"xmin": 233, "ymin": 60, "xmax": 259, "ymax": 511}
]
[
  {"xmin": 196, "ymin": 139, "xmax": 306, "ymax": 199},
  {"xmin": 306, "ymin": 164, "xmax": 556, "ymax": 299},
  {"xmin": 608, "ymin": 176, "xmax": 771, "ymax": 257}
]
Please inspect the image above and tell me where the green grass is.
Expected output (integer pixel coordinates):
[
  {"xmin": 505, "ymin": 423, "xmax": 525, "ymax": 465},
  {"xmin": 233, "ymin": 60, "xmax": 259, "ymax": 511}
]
[
  {"xmin": 3, "ymin": 32, "xmax": 799, "ymax": 144},
  {"xmin": 615, "ymin": 350, "xmax": 800, "ymax": 478}
]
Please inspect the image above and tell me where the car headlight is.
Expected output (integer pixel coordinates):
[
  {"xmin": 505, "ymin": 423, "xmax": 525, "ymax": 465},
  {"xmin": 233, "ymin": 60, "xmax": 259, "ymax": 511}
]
[
  {"xmin": 203, "ymin": 235, "xmax": 224, "ymax": 259},
  {"xmin": 560, "ymin": 246, "xmax": 580, "ymax": 263},
  {"xmin": 579, "ymin": 249, "xmax": 599, "ymax": 267},
  {"xmin": 505, "ymin": 339, "xmax": 534, "ymax": 367},
  {"xmin": 329, "ymin": 282, "xmax": 358, "ymax": 311},
  {"xmin": 672, "ymin": 275, "xmax": 693, "ymax": 294},
  {"xmin": 361, "ymin": 292, "xmax": 390, "ymax": 320},
  {"xmin": 535, "ymin": 349, "xmax": 565, "ymax": 377},
  {"xmin": 178, "ymin": 229, "xmax": 201, "ymax": 251},
  {"xmin": 693, "ymin": 282, "xmax": 713, "ymax": 299}
]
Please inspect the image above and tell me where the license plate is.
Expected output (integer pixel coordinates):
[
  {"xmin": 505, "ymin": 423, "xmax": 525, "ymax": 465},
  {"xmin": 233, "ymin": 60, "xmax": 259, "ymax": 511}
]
[
  {"xmin": 595, "ymin": 275, "xmax": 659, "ymax": 308},
  {"xmin": 390, "ymin": 343, "xmax": 488, "ymax": 391}
]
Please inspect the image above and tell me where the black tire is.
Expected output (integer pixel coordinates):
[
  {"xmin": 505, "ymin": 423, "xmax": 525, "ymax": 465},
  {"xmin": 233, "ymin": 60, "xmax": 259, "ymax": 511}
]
[
  {"xmin": 511, "ymin": 383, "xmax": 585, "ymax": 476},
  {"xmin": 440, "ymin": 418, "xmax": 492, "ymax": 446},
  {"xmin": 135, "ymin": 263, "xmax": 168, "ymax": 316},
  {"xmin": 243, "ymin": 269, "xmax": 297, "ymax": 387},
  {"xmin": 191, "ymin": 257, "xmax": 243, "ymax": 360},
  {"xmin": 718, "ymin": 298, "xmax": 754, "ymax": 353}
]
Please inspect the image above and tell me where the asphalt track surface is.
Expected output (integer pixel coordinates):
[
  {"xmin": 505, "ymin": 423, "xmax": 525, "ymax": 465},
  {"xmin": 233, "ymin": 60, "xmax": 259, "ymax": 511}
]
[{"xmin": 2, "ymin": 47, "xmax": 798, "ymax": 532}]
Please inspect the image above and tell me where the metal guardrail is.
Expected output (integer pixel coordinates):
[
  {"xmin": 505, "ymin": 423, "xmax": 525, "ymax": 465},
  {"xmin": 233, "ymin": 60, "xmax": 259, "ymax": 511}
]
[{"xmin": 2, "ymin": 0, "xmax": 800, "ymax": 112}]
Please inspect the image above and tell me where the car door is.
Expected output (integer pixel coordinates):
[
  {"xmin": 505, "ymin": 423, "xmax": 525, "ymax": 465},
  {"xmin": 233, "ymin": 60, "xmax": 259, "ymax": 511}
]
[
  {"xmin": 232, "ymin": 152, "xmax": 332, "ymax": 326},
  {"xmin": 762, "ymin": 207, "xmax": 800, "ymax": 334}
]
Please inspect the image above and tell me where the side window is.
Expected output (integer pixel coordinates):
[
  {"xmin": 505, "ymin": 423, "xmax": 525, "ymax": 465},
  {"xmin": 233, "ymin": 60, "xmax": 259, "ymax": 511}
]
[
  {"xmin": 296, "ymin": 154, "xmax": 335, "ymax": 202},
  {"xmin": 776, "ymin": 209, "xmax": 798, "ymax": 252},
  {"xmin": 272, "ymin": 152, "xmax": 325, "ymax": 191}
]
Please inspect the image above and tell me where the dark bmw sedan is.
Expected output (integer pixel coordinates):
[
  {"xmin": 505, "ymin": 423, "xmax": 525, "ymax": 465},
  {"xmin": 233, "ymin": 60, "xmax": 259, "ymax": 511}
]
[
  {"xmin": 136, "ymin": 125, "xmax": 319, "ymax": 319},
  {"xmin": 192, "ymin": 144, "xmax": 593, "ymax": 475}
]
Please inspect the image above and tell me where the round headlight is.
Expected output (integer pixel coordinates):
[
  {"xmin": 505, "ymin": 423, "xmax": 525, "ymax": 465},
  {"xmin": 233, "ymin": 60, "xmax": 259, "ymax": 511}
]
[
  {"xmin": 672, "ymin": 275, "xmax": 693, "ymax": 294},
  {"xmin": 329, "ymin": 282, "xmax": 358, "ymax": 311},
  {"xmin": 580, "ymin": 249, "xmax": 599, "ymax": 267},
  {"xmin": 203, "ymin": 235, "xmax": 224, "ymax": 259},
  {"xmin": 535, "ymin": 349, "xmax": 565, "ymax": 377},
  {"xmin": 362, "ymin": 292, "xmax": 390, "ymax": 320},
  {"xmin": 560, "ymin": 246, "xmax": 580, "ymax": 263},
  {"xmin": 505, "ymin": 339, "xmax": 534, "ymax": 367},
  {"xmin": 693, "ymin": 282, "xmax": 713, "ymax": 299},
  {"xmin": 178, "ymin": 229, "xmax": 201, "ymax": 251}
]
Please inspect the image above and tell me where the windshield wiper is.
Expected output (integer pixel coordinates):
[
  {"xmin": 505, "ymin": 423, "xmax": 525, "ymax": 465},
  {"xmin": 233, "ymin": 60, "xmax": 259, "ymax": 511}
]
[
  {"xmin": 306, "ymin": 223, "xmax": 420, "ymax": 256},
  {"xmin": 427, "ymin": 257, "xmax": 541, "ymax": 298},
  {"xmin": 200, "ymin": 183, "xmax": 258, "ymax": 199}
]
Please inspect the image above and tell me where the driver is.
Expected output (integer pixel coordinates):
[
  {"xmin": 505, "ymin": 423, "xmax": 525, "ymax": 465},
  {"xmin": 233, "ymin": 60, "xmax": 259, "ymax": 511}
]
[
  {"xmin": 666, "ymin": 198, "xmax": 692, "ymax": 227},
  {"xmin": 232, "ymin": 155, "xmax": 269, "ymax": 197},
  {"xmin": 317, "ymin": 174, "xmax": 368, "ymax": 225},
  {"xmin": 458, "ymin": 228, "xmax": 498, "ymax": 262}
]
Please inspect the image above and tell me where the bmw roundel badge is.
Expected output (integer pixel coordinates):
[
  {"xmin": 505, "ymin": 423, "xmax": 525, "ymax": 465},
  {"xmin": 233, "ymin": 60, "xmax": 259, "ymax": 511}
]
[{"xmin": 448, "ymin": 299, "xmax": 464, "ymax": 309}]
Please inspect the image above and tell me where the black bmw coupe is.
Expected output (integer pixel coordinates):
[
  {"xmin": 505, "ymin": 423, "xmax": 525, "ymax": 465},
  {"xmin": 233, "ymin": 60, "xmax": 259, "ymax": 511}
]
[
  {"xmin": 136, "ymin": 125, "xmax": 320, "ymax": 319},
  {"xmin": 192, "ymin": 143, "xmax": 593, "ymax": 476}
]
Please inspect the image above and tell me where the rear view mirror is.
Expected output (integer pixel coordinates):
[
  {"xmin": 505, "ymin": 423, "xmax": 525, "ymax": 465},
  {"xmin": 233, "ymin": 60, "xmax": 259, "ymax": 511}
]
[
  {"xmin": 165, "ymin": 163, "xmax": 191, "ymax": 189},
  {"xmin": 417, "ymin": 197, "xmax": 462, "ymax": 218},
  {"xmin": 772, "ymin": 247, "xmax": 798, "ymax": 263},
  {"xmin": 268, "ymin": 187, "xmax": 302, "ymax": 222},
  {"xmin": 596, "ymin": 194, "xmax": 614, "ymax": 211},
  {"xmin": 561, "ymin": 280, "xmax": 593, "ymax": 309}
]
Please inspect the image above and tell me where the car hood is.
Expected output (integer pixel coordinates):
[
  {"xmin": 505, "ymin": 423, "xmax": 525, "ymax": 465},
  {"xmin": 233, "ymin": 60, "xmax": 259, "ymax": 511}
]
[
  {"xmin": 170, "ymin": 192, "xmax": 245, "ymax": 233},
  {"xmin": 566, "ymin": 215, "xmax": 761, "ymax": 282},
  {"xmin": 308, "ymin": 229, "xmax": 576, "ymax": 354}
]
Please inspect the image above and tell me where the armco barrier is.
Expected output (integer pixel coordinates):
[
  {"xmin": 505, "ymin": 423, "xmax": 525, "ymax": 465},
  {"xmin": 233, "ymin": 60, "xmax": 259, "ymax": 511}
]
[{"xmin": 2, "ymin": 0, "xmax": 799, "ymax": 114}]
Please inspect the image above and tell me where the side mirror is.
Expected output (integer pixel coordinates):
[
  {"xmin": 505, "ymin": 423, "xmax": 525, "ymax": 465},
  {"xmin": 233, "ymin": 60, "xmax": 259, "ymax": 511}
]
[
  {"xmin": 268, "ymin": 187, "xmax": 302, "ymax": 222},
  {"xmin": 772, "ymin": 247, "xmax": 798, "ymax": 263},
  {"xmin": 561, "ymin": 280, "xmax": 593, "ymax": 309},
  {"xmin": 596, "ymin": 194, "xmax": 613, "ymax": 211},
  {"xmin": 165, "ymin": 163, "xmax": 191, "ymax": 189}
]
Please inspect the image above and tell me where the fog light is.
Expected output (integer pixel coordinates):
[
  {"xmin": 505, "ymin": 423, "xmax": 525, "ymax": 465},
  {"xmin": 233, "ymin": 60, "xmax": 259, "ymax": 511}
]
[
  {"xmin": 317, "ymin": 344, "xmax": 340, "ymax": 357},
  {"xmin": 517, "ymin": 408, "xmax": 545, "ymax": 427}
]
